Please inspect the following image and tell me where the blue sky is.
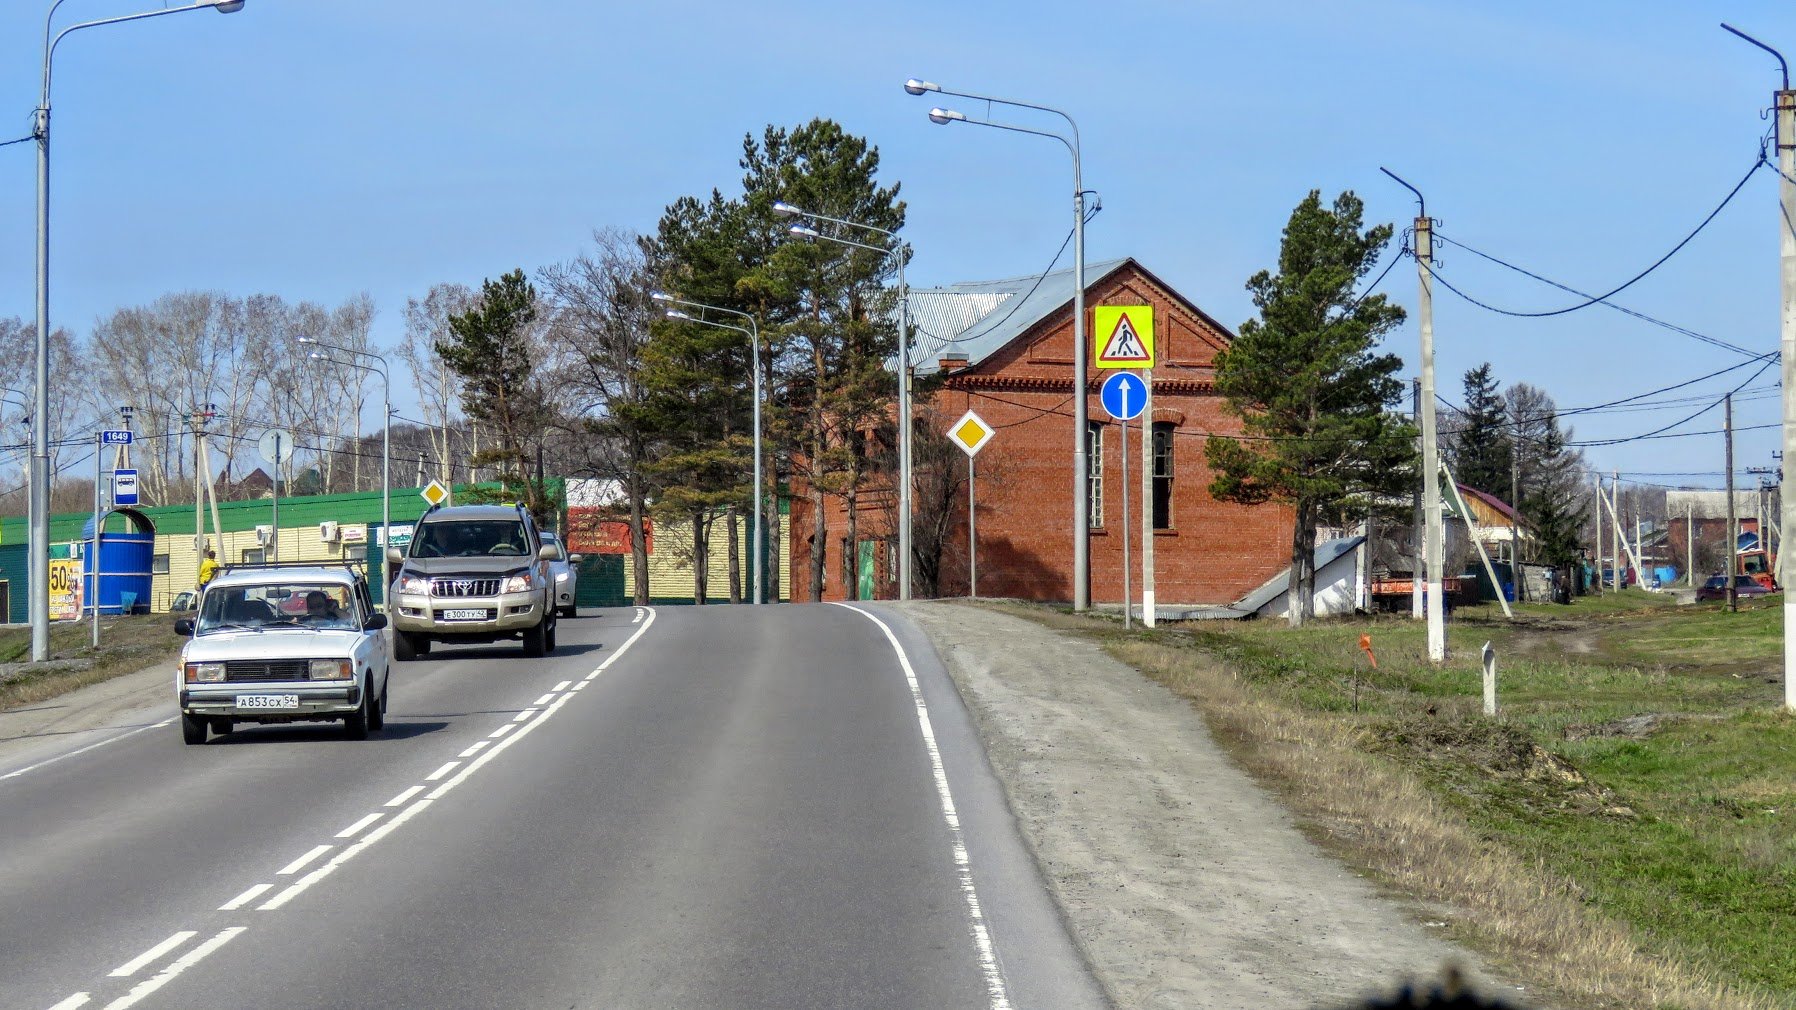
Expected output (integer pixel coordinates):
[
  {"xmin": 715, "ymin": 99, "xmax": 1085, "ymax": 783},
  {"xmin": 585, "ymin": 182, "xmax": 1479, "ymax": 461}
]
[{"xmin": 0, "ymin": 0, "xmax": 1793, "ymax": 490}]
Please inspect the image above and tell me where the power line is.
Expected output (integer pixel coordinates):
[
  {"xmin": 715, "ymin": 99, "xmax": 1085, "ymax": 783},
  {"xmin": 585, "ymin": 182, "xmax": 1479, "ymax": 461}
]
[{"xmin": 1428, "ymin": 152, "xmax": 1764, "ymax": 321}]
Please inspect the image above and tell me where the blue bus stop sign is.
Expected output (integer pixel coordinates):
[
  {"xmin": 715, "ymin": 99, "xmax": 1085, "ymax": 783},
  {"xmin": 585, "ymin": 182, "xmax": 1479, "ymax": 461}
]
[
  {"xmin": 113, "ymin": 469, "xmax": 138, "ymax": 506},
  {"xmin": 1099, "ymin": 371, "xmax": 1148, "ymax": 422}
]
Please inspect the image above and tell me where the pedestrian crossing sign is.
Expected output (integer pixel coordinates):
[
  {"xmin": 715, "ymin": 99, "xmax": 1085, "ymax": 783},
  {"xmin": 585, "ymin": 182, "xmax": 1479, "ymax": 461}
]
[{"xmin": 1093, "ymin": 306, "xmax": 1154, "ymax": 368}]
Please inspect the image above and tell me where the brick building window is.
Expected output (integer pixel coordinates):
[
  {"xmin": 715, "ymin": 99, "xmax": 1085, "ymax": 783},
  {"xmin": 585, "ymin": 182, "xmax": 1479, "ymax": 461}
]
[
  {"xmin": 1087, "ymin": 422, "xmax": 1104, "ymax": 528},
  {"xmin": 1152, "ymin": 423, "xmax": 1174, "ymax": 530}
]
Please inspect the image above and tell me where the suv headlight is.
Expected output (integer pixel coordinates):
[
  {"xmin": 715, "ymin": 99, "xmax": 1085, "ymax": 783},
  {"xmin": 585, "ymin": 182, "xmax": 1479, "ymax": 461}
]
[
  {"xmin": 309, "ymin": 659, "xmax": 352, "ymax": 680},
  {"xmin": 503, "ymin": 573, "xmax": 533, "ymax": 593},
  {"xmin": 398, "ymin": 574, "xmax": 430, "ymax": 594},
  {"xmin": 555, "ymin": 572, "xmax": 569, "ymax": 583},
  {"xmin": 184, "ymin": 661, "xmax": 225, "ymax": 683}
]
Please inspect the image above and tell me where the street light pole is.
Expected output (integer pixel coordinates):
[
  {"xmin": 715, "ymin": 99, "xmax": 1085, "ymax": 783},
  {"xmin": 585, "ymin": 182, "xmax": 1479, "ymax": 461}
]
[
  {"xmin": 302, "ymin": 340, "xmax": 390, "ymax": 579},
  {"xmin": 32, "ymin": 0, "xmax": 246, "ymax": 661},
  {"xmin": 651, "ymin": 296, "xmax": 766, "ymax": 606},
  {"xmin": 775, "ymin": 206, "xmax": 914, "ymax": 600},
  {"xmin": 906, "ymin": 79, "xmax": 1091, "ymax": 610}
]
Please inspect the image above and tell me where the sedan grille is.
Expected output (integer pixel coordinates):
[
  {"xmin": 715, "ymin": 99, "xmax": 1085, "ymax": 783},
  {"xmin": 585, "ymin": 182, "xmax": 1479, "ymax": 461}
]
[
  {"xmin": 431, "ymin": 577, "xmax": 503, "ymax": 598},
  {"xmin": 224, "ymin": 659, "xmax": 310, "ymax": 682}
]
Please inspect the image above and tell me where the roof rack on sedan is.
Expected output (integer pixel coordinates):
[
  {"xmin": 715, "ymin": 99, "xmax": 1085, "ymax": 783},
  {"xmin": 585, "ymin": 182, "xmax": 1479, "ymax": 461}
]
[{"xmin": 216, "ymin": 559, "xmax": 368, "ymax": 574}]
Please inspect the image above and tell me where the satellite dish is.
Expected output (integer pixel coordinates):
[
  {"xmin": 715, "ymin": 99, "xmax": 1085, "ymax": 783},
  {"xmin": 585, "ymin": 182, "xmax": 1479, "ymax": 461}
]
[{"xmin": 257, "ymin": 428, "xmax": 296, "ymax": 465}]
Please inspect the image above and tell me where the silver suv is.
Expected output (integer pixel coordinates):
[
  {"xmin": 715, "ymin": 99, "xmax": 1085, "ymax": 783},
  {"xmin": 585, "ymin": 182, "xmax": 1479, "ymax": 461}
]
[{"xmin": 386, "ymin": 503, "xmax": 557, "ymax": 661}]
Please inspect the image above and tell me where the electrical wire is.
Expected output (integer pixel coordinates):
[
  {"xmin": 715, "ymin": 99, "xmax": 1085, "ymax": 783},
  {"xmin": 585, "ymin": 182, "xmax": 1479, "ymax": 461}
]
[
  {"xmin": 1428, "ymin": 153, "xmax": 1764, "ymax": 320},
  {"xmin": 0, "ymin": 135, "xmax": 31, "ymax": 149},
  {"xmin": 1568, "ymin": 355, "xmax": 1778, "ymax": 447}
]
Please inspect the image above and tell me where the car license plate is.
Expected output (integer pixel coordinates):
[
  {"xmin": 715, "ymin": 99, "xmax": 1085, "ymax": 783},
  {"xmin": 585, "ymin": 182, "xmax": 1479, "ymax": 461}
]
[
  {"xmin": 236, "ymin": 694, "xmax": 299, "ymax": 710},
  {"xmin": 441, "ymin": 609, "xmax": 487, "ymax": 621}
]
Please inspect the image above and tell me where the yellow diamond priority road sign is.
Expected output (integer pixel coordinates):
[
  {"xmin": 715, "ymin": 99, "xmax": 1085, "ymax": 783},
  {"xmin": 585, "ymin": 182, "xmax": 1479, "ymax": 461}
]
[
  {"xmin": 421, "ymin": 479, "xmax": 451, "ymax": 507},
  {"xmin": 948, "ymin": 410, "xmax": 995, "ymax": 458}
]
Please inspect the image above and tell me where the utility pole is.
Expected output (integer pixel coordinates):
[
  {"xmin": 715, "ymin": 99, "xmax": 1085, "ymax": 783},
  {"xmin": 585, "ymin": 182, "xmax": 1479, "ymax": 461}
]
[
  {"xmin": 1412, "ymin": 378, "xmax": 1424, "ymax": 618},
  {"xmin": 1726, "ymin": 392, "xmax": 1738, "ymax": 613},
  {"xmin": 1511, "ymin": 452, "xmax": 1524, "ymax": 600},
  {"xmin": 1687, "ymin": 501, "xmax": 1695, "ymax": 586},
  {"xmin": 1592, "ymin": 472, "xmax": 1603, "ymax": 595},
  {"xmin": 1609, "ymin": 472, "xmax": 1628, "ymax": 589}
]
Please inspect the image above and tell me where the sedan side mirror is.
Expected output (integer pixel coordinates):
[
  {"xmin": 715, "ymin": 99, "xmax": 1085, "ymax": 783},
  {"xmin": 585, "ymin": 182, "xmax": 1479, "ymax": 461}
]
[
  {"xmin": 173, "ymin": 618, "xmax": 194, "ymax": 636},
  {"xmin": 386, "ymin": 547, "xmax": 404, "ymax": 565},
  {"xmin": 567, "ymin": 553, "xmax": 583, "ymax": 565},
  {"xmin": 538, "ymin": 544, "xmax": 557, "ymax": 561},
  {"xmin": 364, "ymin": 613, "xmax": 388, "ymax": 631}
]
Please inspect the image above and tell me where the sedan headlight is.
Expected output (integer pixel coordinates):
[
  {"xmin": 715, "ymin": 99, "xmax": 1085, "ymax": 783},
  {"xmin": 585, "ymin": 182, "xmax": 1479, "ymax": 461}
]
[
  {"xmin": 309, "ymin": 659, "xmax": 353, "ymax": 681},
  {"xmin": 503, "ymin": 573, "xmax": 533, "ymax": 593},
  {"xmin": 184, "ymin": 661, "xmax": 225, "ymax": 683},
  {"xmin": 398, "ymin": 574, "xmax": 430, "ymax": 594}
]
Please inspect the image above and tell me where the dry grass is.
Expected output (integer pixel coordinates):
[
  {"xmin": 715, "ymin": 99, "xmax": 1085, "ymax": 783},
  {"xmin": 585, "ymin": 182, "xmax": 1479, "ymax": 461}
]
[
  {"xmin": 973, "ymin": 599, "xmax": 1784, "ymax": 1010},
  {"xmin": 0, "ymin": 617, "xmax": 182, "ymax": 713}
]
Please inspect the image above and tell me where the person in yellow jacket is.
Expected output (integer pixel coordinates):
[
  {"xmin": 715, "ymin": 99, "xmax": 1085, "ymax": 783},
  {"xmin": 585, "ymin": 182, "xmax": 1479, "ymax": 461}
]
[{"xmin": 197, "ymin": 548, "xmax": 220, "ymax": 588}]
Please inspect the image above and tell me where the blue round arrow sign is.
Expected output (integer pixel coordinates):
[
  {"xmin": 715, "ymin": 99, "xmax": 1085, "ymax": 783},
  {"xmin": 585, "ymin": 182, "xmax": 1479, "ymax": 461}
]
[{"xmin": 1099, "ymin": 371, "xmax": 1148, "ymax": 421}]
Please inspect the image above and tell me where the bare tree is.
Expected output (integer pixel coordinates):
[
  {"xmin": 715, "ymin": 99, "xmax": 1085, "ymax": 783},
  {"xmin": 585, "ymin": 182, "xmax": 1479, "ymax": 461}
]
[{"xmin": 398, "ymin": 284, "xmax": 472, "ymax": 485}]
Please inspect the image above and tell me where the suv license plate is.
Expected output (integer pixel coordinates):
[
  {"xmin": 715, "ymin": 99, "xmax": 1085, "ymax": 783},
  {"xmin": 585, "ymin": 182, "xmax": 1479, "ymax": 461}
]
[
  {"xmin": 441, "ymin": 609, "xmax": 487, "ymax": 621},
  {"xmin": 236, "ymin": 694, "xmax": 299, "ymax": 710}
]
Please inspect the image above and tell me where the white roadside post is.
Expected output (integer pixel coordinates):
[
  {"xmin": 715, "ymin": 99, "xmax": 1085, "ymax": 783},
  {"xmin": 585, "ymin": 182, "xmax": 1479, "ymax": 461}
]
[
  {"xmin": 948, "ymin": 411, "xmax": 994, "ymax": 597},
  {"xmin": 1481, "ymin": 641, "xmax": 1498, "ymax": 716}
]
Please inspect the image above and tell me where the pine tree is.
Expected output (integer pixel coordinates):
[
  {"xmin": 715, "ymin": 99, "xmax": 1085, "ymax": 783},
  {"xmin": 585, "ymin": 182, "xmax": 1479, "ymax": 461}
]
[
  {"xmin": 1207, "ymin": 190, "xmax": 1416, "ymax": 627},
  {"xmin": 436, "ymin": 268, "xmax": 550, "ymax": 519},
  {"xmin": 1505, "ymin": 383, "xmax": 1586, "ymax": 571},
  {"xmin": 1450, "ymin": 363, "xmax": 1512, "ymax": 498}
]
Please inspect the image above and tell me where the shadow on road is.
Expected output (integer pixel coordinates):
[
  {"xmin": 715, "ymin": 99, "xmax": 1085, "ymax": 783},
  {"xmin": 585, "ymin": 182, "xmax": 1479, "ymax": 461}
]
[{"xmin": 205, "ymin": 719, "xmax": 450, "ymax": 745}]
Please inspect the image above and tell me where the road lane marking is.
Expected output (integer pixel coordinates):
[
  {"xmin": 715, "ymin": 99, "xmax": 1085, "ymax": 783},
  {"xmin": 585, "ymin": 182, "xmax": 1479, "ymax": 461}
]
[
  {"xmin": 489, "ymin": 723, "xmax": 516, "ymax": 739},
  {"xmin": 217, "ymin": 884, "xmax": 272, "ymax": 911},
  {"xmin": 513, "ymin": 708, "xmax": 538, "ymax": 722},
  {"xmin": 425, "ymin": 760, "xmax": 461, "ymax": 781},
  {"xmin": 45, "ymin": 993, "xmax": 89, "ymax": 1010},
  {"xmin": 384, "ymin": 785, "xmax": 424, "ymax": 807},
  {"xmin": 102, "ymin": 927, "xmax": 243, "ymax": 1010},
  {"xmin": 571, "ymin": 681, "xmax": 587, "ymax": 691},
  {"xmin": 334, "ymin": 812, "xmax": 384, "ymax": 838},
  {"xmin": 531, "ymin": 692, "xmax": 555, "ymax": 706},
  {"xmin": 632, "ymin": 608, "xmax": 643, "ymax": 624},
  {"xmin": 108, "ymin": 931, "xmax": 196, "ymax": 978},
  {"xmin": 1, "ymin": 719, "xmax": 175, "ymax": 784},
  {"xmin": 831, "ymin": 604, "xmax": 1014, "ymax": 1010},
  {"xmin": 458, "ymin": 740, "xmax": 489, "ymax": 758},
  {"xmin": 277, "ymin": 845, "xmax": 332, "ymax": 875},
  {"xmin": 260, "ymin": 799, "xmax": 433, "ymax": 911},
  {"xmin": 552, "ymin": 679, "xmax": 571, "ymax": 691}
]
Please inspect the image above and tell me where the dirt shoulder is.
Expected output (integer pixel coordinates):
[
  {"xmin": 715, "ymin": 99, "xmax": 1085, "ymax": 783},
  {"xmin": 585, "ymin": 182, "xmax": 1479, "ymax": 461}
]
[{"xmin": 895, "ymin": 600, "xmax": 1518, "ymax": 1009}]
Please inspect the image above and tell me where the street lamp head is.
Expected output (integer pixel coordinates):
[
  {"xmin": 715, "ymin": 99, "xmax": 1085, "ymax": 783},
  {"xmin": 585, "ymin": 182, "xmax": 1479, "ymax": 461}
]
[
  {"xmin": 665, "ymin": 309, "xmax": 692, "ymax": 320},
  {"xmin": 771, "ymin": 201, "xmax": 805, "ymax": 218},
  {"xmin": 928, "ymin": 108, "xmax": 966, "ymax": 126},
  {"xmin": 296, "ymin": 336, "xmax": 314, "ymax": 344},
  {"xmin": 903, "ymin": 79, "xmax": 940, "ymax": 96},
  {"xmin": 212, "ymin": 0, "xmax": 246, "ymax": 12},
  {"xmin": 788, "ymin": 225, "xmax": 821, "ymax": 240},
  {"xmin": 306, "ymin": 351, "xmax": 323, "ymax": 360},
  {"xmin": 649, "ymin": 291, "xmax": 671, "ymax": 302}
]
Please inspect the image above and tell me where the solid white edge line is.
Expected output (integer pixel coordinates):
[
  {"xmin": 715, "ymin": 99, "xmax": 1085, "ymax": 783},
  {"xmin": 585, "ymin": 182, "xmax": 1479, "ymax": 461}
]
[
  {"xmin": 512, "ymin": 708, "xmax": 538, "ymax": 722},
  {"xmin": 334, "ymin": 812, "xmax": 384, "ymax": 838},
  {"xmin": 102, "ymin": 926, "xmax": 244, "ymax": 1010},
  {"xmin": 424, "ymin": 760, "xmax": 460, "ymax": 781},
  {"xmin": 276, "ymin": 844, "xmax": 332, "ymax": 875},
  {"xmin": 1, "ymin": 719, "xmax": 175, "ymax": 783},
  {"xmin": 830, "ymin": 603, "xmax": 1014, "ymax": 1010},
  {"xmin": 45, "ymin": 993, "xmax": 90, "ymax": 1010},
  {"xmin": 217, "ymin": 883, "xmax": 272, "ymax": 911},
  {"xmin": 531, "ymin": 692, "xmax": 555, "ymax": 707},
  {"xmin": 259, "ymin": 799, "xmax": 434, "ymax": 911},
  {"xmin": 107, "ymin": 931, "xmax": 197, "ymax": 978},
  {"xmin": 384, "ymin": 785, "xmax": 424, "ymax": 807},
  {"xmin": 458, "ymin": 740, "xmax": 490, "ymax": 758},
  {"xmin": 552, "ymin": 679, "xmax": 571, "ymax": 691}
]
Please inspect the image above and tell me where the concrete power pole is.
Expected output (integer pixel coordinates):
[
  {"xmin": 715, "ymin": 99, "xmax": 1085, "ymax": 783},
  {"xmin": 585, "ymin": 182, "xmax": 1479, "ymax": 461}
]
[
  {"xmin": 1412, "ymin": 378, "xmax": 1424, "ymax": 618},
  {"xmin": 1415, "ymin": 218, "xmax": 1445, "ymax": 660},
  {"xmin": 1727, "ymin": 392, "xmax": 1738, "ymax": 613},
  {"xmin": 1592, "ymin": 472, "xmax": 1604, "ymax": 595}
]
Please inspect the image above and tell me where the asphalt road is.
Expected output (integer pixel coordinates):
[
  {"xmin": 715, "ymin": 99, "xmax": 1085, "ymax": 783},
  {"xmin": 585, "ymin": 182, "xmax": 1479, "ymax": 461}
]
[{"xmin": 0, "ymin": 603, "xmax": 1104, "ymax": 1010}]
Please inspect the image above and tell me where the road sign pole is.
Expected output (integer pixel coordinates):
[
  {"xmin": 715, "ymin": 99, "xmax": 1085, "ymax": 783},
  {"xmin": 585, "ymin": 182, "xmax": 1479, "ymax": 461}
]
[
  {"xmin": 91, "ymin": 431, "xmax": 100, "ymax": 647},
  {"xmin": 968, "ymin": 455, "xmax": 977, "ymax": 599},
  {"xmin": 271, "ymin": 433, "xmax": 280, "ymax": 564},
  {"xmin": 1141, "ymin": 368, "xmax": 1156, "ymax": 628},
  {"xmin": 1121, "ymin": 413, "xmax": 1130, "ymax": 629}
]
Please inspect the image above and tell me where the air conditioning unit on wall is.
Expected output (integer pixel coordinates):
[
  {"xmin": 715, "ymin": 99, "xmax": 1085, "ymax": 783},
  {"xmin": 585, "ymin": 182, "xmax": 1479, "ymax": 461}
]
[
  {"xmin": 255, "ymin": 525, "xmax": 274, "ymax": 548},
  {"xmin": 319, "ymin": 520, "xmax": 340, "ymax": 543}
]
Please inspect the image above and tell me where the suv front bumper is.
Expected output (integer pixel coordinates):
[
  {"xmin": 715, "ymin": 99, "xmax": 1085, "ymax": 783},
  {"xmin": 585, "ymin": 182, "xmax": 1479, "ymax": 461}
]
[{"xmin": 390, "ymin": 592, "xmax": 543, "ymax": 635}]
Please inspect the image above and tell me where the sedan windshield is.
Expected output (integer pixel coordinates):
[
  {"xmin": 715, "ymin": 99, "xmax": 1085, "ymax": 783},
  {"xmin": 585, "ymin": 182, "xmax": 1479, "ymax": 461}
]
[
  {"xmin": 411, "ymin": 521, "xmax": 531, "ymax": 558},
  {"xmin": 197, "ymin": 583, "xmax": 358, "ymax": 633}
]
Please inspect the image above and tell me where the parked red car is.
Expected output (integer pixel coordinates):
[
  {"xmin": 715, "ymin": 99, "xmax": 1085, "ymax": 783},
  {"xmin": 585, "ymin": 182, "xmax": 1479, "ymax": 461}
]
[{"xmin": 1695, "ymin": 575, "xmax": 1774, "ymax": 602}]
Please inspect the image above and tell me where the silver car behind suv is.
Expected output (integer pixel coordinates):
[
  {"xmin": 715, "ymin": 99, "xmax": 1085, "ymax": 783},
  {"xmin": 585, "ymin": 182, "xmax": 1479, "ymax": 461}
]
[{"xmin": 386, "ymin": 502, "xmax": 558, "ymax": 661}]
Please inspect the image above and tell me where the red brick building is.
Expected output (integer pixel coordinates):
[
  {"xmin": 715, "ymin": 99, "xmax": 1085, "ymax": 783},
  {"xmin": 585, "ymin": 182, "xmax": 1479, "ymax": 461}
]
[{"xmin": 790, "ymin": 257, "xmax": 1293, "ymax": 605}]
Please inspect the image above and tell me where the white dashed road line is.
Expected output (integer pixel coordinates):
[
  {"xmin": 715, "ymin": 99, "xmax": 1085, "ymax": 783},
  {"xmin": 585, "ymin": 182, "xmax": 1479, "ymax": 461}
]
[
  {"xmin": 458, "ymin": 741, "xmax": 489, "ymax": 758},
  {"xmin": 217, "ymin": 884, "xmax": 273, "ymax": 911},
  {"xmin": 101, "ymin": 927, "xmax": 244, "ymax": 1010},
  {"xmin": 334, "ymin": 812, "xmax": 384, "ymax": 838},
  {"xmin": 259, "ymin": 799, "xmax": 435, "ymax": 911},
  {"xmin": 552, "ymin": 680, "xmax": 571, "ymax": 691},
  {"xmin": 276, "ymin": 845, "xmax": 332, "ymax": 876},
  {"xmin": 489, "ymin": 723, "xmax": 516, "ymax": 739},
  {"xmin": 108, "ymin": 932, "xmax": 195, "ymax": 978},
  {"xmin": 532, "ymin": 692, "xmax": 556, "ymax": 706},
  {"xmin": 44, "ymin": 993, "xmax": 90, "ymax": 1010},
  {"xmin": 384, "ymin": 785, "xmax": 424, "ymax": 807},
  {"xmin": 424, "ymin": 760, "xmax": 460, "ymax": 781},
  {"xmin": 512, "ymin": 708, "xmax": 538, "ymax": 722}
]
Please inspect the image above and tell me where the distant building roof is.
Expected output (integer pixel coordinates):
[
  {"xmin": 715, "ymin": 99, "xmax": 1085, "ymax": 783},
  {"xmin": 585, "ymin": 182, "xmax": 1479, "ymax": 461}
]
[
  {"xmin": 908, "ymin": 257, "xmax": 1133, "ymax": 374},
  {"xmin": 1456, "ymin": 484, "xmax": 1522, "ymax": 527},
  {"xmin": 1666, "ymin": 489, "xmax": 1764, "ymax": 520}
]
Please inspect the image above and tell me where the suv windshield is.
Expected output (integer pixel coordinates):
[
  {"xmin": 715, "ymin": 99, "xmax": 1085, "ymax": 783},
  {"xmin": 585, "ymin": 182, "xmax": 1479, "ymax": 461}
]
[
  {"xmin": 411, "ymin": 520, "xmax": 531, "ymax": 558},
  {"xmin": 197, "ymin": 583, "xmax": 357, "ymax": 633}
]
